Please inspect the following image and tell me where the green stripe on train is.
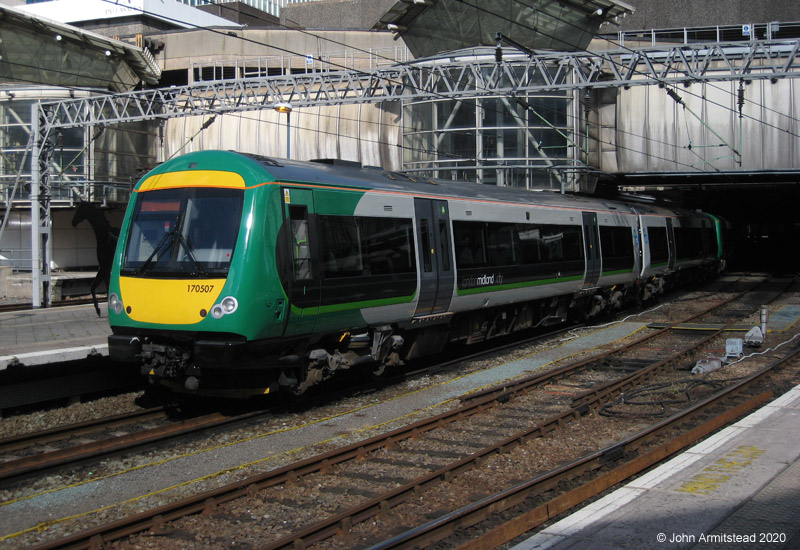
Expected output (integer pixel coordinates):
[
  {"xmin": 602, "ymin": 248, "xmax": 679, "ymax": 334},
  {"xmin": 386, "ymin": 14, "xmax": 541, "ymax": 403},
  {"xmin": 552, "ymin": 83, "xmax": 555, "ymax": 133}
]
[{"xmin": 456, "ymin": 274, "xmax": 583, "ymax": 296}]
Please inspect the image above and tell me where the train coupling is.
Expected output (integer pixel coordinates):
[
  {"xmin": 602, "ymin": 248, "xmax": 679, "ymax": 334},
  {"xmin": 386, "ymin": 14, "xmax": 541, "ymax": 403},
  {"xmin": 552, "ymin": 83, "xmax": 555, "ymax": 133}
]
[{"xmin": 138, "ymin": 343, "xmax": 195, "ymax": 388}]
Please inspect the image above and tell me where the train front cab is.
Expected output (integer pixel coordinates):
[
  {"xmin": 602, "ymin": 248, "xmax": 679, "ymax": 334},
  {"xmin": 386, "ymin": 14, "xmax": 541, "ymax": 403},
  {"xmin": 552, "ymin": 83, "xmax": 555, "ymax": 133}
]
[
  {"xmin": 106, "ymin": 159, "xmax": 283, "ymax": 397},
  {"xmin": 635, "ymin": 208, "xmax": 722, "ymax": 300}
]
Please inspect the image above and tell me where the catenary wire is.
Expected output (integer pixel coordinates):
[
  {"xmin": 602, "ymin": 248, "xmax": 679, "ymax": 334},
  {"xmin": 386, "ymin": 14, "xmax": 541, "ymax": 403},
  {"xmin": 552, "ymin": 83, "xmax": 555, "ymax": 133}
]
[
  {"xmin": 0, "ymin": 0, "xmax": 716, "ymax": 176},
  {"xmin": 506, "ymin": 0, "xmax": 800, "ymax": 136}
]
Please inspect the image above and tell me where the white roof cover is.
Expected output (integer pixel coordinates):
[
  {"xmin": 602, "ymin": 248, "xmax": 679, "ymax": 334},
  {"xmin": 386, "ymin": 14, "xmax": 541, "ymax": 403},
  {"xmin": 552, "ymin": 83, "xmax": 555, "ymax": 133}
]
[{"xmin": 16, "ymin": 0, "xmax": 241, "ymax": 29}]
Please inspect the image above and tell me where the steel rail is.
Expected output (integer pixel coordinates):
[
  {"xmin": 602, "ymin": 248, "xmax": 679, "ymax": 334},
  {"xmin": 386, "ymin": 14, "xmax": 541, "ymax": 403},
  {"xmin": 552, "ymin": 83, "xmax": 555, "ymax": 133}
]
[
  {"xmin": 256, "ymin": 292, "xmax": 784, "ymax": 550},
  {"xmin": 0, "ymin": 322, "xmax": 577, "ymax": 487},
  {"xmin": 0, "ymin": 409, "xmax": 267, "ymax": 483},
  {"xmin": 570, "ymin": 276, "xmax": 791, "ymax": 409},
  {"xmin": 460, "ymin": 276, "xmax": 763, "ymax": 406},
  {"xmin": 27, "ymin": 372, "xmax": 553, "ymax": 549},
  {"xmin": 377, "ymin": 387, "xmax": 778, "ymax": 550},
  {"xmin": 0, "ymin": 407, "xmax": 166, "ymax": 455}
]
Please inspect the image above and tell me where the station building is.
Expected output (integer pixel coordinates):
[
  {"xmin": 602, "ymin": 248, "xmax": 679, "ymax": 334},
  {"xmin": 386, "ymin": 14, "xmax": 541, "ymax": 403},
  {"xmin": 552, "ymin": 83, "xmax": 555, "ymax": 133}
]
[{"xmin": 0, "ymin": 0, "xmax": 799, "ymax": 303}]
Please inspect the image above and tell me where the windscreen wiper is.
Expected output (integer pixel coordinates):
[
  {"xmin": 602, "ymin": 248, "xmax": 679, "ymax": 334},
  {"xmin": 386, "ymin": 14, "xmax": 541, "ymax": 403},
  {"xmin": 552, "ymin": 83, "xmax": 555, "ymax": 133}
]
[
  {"xmin": 177, "ymin": 233, "xmax": 206, "ymax": 275},
  {"xmin": 136, "ymin": 226, "xmax": 179, "ymax": 275}
]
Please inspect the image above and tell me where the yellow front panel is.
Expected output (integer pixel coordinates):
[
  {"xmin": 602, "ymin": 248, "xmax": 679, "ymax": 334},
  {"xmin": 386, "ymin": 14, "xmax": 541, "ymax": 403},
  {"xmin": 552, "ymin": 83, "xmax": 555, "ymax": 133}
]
[
  {"xmin": 120, "ymin": 277, "xmax": 226, "ymax": 325},
  {"xmin": 138, "ymin": 170, "xmax": 246, "ymax": 192}
]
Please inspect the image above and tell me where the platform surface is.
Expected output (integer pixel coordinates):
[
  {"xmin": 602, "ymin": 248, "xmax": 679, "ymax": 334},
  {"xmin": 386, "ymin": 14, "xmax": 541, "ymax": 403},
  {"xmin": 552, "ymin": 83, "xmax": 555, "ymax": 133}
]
[
  {"xmin": 0, "ymin": 303, "xmax": 110, "ymax": 370},
  {"xmin": 511, "ymin": 383, "xmax": 800, "ymax": 550}
]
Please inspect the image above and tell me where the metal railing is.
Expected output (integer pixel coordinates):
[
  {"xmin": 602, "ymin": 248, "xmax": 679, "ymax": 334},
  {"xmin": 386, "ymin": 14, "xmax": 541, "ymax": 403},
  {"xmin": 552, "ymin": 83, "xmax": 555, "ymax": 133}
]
[
  {"xmin": 608, "ymin": 22, "xmax": 800, "ymax": 47},
  {"xmin": 191, "ymin": 45, "xmax": 412, "ymax": 84}
]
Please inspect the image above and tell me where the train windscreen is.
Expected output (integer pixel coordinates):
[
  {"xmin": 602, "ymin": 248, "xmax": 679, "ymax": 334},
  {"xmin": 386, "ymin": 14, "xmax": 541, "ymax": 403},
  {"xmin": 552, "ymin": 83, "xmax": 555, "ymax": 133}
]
[{"xmin": 122, "ymin": 187, "xmax": 244, "ymax": 277}]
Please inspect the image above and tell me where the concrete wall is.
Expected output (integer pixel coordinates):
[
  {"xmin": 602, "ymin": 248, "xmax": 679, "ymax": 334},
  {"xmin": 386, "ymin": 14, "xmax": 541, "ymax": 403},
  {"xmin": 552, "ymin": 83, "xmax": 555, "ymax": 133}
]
[
  {"xmin": 281, "ymin": 0, "xmax": 396, "ymax": 30},
  {"xmin": 162, "ymin": 101, "xmax": 403, "ymax": 169},
  {"xmin": 604, "ymin": 78, "xmax": 800, "ymax": 173},
  {"xmin": 280, "ymin": 0, "xmax": 798, "ymax": 35},
  {"xmin": 151, "ymin": 27, "xmax": 404, "ymax": 76},
  {"xmin": 197, "ymin": 2, "xmax": 279, "ymax": 27}
]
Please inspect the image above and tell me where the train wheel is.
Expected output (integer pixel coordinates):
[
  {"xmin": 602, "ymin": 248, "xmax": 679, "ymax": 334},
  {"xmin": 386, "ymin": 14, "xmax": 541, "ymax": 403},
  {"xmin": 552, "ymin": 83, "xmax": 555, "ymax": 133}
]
[
  {"xmin": 359, "ymin": 362, "xmax": 387, "ymax": 381},
  {"xmin": 135, "ymin": 384, "xmax": 172, "ymax": 408}
]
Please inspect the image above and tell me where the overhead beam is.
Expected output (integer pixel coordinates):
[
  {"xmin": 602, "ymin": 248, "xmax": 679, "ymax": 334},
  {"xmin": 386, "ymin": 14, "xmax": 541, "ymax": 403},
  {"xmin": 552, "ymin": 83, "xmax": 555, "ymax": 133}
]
[{"xmin": 36, "ymin": 39, "xmax": 800, "ymax": 130}]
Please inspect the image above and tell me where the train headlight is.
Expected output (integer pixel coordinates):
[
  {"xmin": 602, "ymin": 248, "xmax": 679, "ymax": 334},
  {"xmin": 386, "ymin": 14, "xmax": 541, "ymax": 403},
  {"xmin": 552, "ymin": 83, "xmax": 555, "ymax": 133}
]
[
  {"xmin": 221, "ymin": 296, "xmax": 238, "ymax": 314},
  {"xmin": 210, "ymin": 296, "xmax": 238, "ymax": 320},
  {"xmin": 109, "ymin": 293, "xmax": 124, "ymax": 315},
  {"xmin": 210, "ymin": 304, "xmax": 225, "ymax": 319}
]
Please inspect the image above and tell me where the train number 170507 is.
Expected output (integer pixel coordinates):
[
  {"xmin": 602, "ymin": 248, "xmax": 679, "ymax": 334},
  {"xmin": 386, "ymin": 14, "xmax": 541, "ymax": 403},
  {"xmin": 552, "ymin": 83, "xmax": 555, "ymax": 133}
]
[{"xmin": 187, "ymin": 284, "xmax": 215, "ymax": 293}]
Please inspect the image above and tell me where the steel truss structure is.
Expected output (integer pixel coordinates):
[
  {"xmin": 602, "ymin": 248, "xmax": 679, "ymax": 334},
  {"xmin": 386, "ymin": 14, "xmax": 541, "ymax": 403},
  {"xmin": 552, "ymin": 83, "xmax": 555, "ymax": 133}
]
[
  {"xmin": 25, "ymin": 38, "xmax": 800, "ymax": 306},
  {"xmin": 36, "ymin": 39, "xmax": 800, "ymax": 129}
]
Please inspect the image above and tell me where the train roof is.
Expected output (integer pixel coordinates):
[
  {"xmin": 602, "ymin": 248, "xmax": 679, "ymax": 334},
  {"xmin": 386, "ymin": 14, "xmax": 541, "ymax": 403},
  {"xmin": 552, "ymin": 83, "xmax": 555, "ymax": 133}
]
[
  {"xmin": 145, "ymin": 150, "xmax": 701, "ymax": 218},
  {"xmin": 238, "ymin": 152, "xmax": 640, "ymax": 216}
]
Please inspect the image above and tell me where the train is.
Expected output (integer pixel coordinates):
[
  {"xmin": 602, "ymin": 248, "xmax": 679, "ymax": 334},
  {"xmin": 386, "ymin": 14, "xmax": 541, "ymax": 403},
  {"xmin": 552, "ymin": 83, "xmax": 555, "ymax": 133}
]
[{"xmin": 106, "ymin": 150, "xmax": 726, "ymax": 398}]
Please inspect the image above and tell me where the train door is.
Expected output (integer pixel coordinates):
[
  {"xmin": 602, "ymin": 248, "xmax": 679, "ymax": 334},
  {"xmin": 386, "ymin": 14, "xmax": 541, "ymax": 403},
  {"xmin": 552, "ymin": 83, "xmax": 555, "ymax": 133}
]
[
  {"xmin": 582, "ymin": 212, "xmax": 601, "ymax": 287},
  {"xmin": 282, "ymin": 187, "xmax": 320, "ymax": 336},
  {"xmin": 413, "ymin": 198, "xmax": 454, "ymax": 317},
  {"xmin": 666, "ymin": 218, "xmax": 676, "ymax": 269}
]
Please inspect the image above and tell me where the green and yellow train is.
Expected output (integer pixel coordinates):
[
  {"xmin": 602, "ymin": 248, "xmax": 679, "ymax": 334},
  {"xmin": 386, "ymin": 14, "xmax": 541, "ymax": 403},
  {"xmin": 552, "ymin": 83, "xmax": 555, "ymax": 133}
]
[{"xmin": 107, "ymin": 150, "xmax": 726, "ymax": 398}]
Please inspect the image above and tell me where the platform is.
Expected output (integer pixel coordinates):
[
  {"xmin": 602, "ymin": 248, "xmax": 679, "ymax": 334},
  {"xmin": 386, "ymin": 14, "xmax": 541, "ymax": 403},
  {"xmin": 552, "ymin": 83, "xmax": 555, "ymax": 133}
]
[
  {"xmin": 1, "ymin": 269, "xmax": 103, "ymax": 301},
  {"xmin": 511, "ymin": 383, "xmax": 800, "ymax": 550},
  {"xmin": 0, "ymin": 302, "xmax": 110, "ymax": 370}
]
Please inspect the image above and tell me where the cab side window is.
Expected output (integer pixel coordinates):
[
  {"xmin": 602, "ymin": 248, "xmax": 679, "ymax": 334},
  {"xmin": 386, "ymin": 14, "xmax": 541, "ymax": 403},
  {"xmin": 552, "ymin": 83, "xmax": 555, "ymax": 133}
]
[{"xmin": 290, "ymin": 205, "xmax": 311, "ymax": 280}]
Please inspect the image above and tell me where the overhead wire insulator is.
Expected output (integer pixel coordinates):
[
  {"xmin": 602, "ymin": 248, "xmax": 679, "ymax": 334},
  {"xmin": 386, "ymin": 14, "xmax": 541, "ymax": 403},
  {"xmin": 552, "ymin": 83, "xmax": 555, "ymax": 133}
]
[
  {"xmin": 495, "ymin": 45, "xmax": 502, "ymax": 64},
  {"xmin": 737, "ymin": 81, "xmax": 746, "ymax": 114},
  {"xmin": 201, "ymin": 115, "xmax": 217, "ymax": 130},
  {"xmin": 666, "ymin": 87, "xmax": 684, "ymax": 106}
]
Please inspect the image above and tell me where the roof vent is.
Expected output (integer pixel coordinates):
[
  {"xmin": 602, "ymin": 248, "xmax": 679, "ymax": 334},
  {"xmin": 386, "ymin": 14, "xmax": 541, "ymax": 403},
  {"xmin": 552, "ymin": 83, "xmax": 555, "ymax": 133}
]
[{"xmin": 310, "ymin": 158, "xmax": 362, "ymax": 168}]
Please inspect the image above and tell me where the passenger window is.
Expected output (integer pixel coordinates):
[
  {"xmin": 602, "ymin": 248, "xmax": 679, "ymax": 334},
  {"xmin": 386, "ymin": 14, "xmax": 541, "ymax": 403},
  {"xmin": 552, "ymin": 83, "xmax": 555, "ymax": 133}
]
[
  {"xmin": 438, "ymin": 220, "xmax": 451, "ymax": 272},
  {"xmin": 599, "ymin": 226, "xmax": 635, "ymax": 271},
  {"xmin": 647, "ymin": 226, "xmax": 669, "ymax": 264},
  {"xmin": 290, "ymin": 205, "xmax": 311, "ymax": 280},
  {"xmin": 420, "ymin": 219, "xmax": 432, "ymax": 273},
  {"xmin": 317, "ymin": 215, "xmax": 416, "ymax": 278}
]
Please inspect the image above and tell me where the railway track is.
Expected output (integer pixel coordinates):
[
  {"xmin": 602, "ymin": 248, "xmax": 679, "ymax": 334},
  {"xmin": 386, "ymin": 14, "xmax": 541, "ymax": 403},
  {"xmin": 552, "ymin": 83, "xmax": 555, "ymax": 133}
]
[
  {"xmin": 0, "ymin": 406, "xmax": 278, "ymax": 483},
  {"xmin": 0, "ymin": 407, "xmax": 168, "ymax": 456},
  {"xmin": 0, "ymin": 320, "xmax": 581, "ymax": 485},
  {"xmin": 378, "ymin": 358, "xmax": 790, "ymax": 550},
  {"xmin": 23, "ymin": 275, "xmax": 796, "ymax": 550},
  {"xmin": 0, "ymin": 277, "xmax": 755, "ymax": 485},
  {"xmin": 461, "ymin": 274, "xmax": 782, "ymax": 407}
]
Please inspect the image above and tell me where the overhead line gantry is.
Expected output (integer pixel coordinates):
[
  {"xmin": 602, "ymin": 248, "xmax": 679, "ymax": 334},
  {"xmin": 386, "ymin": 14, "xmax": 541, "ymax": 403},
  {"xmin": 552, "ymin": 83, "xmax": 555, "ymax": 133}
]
[{"xmin": 24, "ymin": 38, "xmax": 800, "ymax": 306}]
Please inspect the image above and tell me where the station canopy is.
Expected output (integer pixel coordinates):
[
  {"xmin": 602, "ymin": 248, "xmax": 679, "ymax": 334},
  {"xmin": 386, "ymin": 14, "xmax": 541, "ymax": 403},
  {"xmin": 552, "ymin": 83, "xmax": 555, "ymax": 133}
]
[
  {"xmin": 375, "ymin": 0, "xmax": 635, "ymax": 57},
  {"xmin": 0, "ymin": 5, "xmax": 161, "ymax": 92}
]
